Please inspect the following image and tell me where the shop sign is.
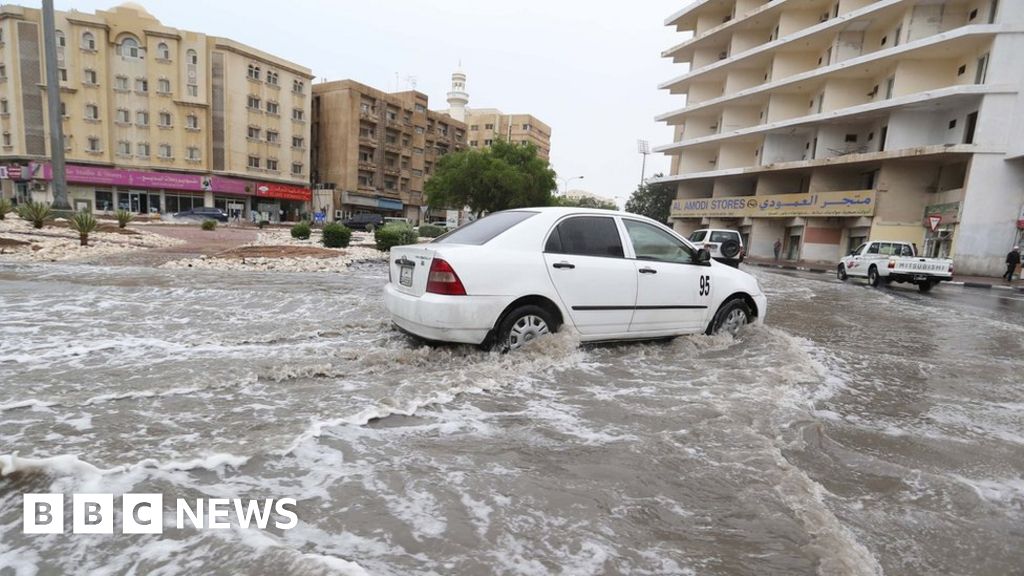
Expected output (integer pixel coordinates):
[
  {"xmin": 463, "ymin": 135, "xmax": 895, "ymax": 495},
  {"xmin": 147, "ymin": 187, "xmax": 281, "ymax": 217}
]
[
  {"xmin": 255, "ymin": 182, "xmax": 311, "ymax": 202},
  {"xmin": 1, "ymin": 165, "xmax": 24, "ymax": 180},
  {"xmin": 671, "ymin": 190, "xmax": 876, "ymax": 219},
  {"xmin": 28, "ymin": 162, "xmax": 249, "ymax": 195},
  {"xmin": 922, "ymin": 201, "xmax": 960, "ymax": 226},
  {"xmin": 377, "ymin": 198, "xmax": 403, "ymax": 211}
]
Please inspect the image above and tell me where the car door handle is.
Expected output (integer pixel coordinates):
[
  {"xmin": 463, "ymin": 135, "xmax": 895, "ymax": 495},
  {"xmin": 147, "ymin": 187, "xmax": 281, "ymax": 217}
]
[
  {"xmin": 552, "ymin": 262, "xmax": 575, "ymax": 270},
  {"xmin": 639, "ymin": 267, "xmax": 657, "ymax": 274}
]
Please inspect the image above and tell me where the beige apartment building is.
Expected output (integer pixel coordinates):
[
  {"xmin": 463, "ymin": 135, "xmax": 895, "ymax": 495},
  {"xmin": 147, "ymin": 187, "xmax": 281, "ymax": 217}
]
[
  {"xmin": 311, "ymin": 79, "xmax": 467, "ymax": 224},
  {"xmin": 442, "ymin": 69, "xmax": 552, "ymax": 160},
  {"xmin": 0, "ymin": 2, "xmax": 313, "ymax": 221},
  {"xmin": 657, "ymin": 0, "xmax": 1024, "ymax": 275}
]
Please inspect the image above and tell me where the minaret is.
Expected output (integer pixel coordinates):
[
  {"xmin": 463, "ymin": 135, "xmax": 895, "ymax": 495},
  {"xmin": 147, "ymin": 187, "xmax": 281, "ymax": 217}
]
[{"xmin": 446, "ymin": 68, "xmax": 469, "ymax": 122}]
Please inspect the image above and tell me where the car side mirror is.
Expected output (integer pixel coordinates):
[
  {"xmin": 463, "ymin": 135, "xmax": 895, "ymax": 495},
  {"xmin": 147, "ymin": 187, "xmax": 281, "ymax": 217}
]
[{"xmin": 696, "ymin": 248, "xmax": 712, "ymax": 265}]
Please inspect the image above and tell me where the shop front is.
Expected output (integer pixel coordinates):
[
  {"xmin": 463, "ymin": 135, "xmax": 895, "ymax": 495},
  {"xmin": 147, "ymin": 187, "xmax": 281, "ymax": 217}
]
[
  {"xmin": 922, "ymin": 201, "xmax": 961, "ymax": 259},
  {"xmin": 254, "ymin": 182, "xmax": 312, "ymax": 223}
]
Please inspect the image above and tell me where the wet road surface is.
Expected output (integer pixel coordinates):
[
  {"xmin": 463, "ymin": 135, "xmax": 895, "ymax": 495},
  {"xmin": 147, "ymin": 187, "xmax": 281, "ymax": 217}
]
[{"xmin": 1, "ymin": 262, "xmax": 1022, "ymax": 575}]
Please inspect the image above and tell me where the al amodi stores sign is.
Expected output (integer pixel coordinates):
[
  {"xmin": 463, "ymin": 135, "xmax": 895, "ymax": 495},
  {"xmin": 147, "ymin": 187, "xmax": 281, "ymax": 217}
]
[{"xmin": 671, "ymin": 190, "xmax": 876, "ymax": 219}]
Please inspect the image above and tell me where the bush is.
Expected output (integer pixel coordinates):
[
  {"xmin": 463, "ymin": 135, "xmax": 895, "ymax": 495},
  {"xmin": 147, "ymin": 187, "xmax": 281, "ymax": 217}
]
[
  {"xmin": 17, "ymin": 201, "xmax": 53, "ymax": 229},
  {"xmin": 0, "ymin": 198, "xmax": 12, "ymax": 220},
  {"xmin": 201, "ymin": 219, "xmax": 217, "ymax": 231},
  {"xmin": 115, "ymin": 209, "xmax": 134, "ymax": 229},
  {"xmin": 417, "ymin": 224, "xmax": 445, "ymax": 238},
  {"xmin": 321, "ymin": 222, "xmax": 352, "ymax": 248},
  {"xmin": 291, "ymin": 221, "xmax": 311, "ymax": 240},
  {"xmin": 374, "ymin": 223, "xmax": 418, "ymax": 252},
  {"xmin": 69, "ymin": 210, "xmax": 98, "ymax": 246},
  {"xmin": 258, "ymin": 220, "xmax": 269, "ymax": 229}
]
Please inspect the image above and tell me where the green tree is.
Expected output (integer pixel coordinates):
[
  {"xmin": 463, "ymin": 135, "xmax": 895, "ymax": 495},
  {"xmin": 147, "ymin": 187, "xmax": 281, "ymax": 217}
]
[
  {"xmin": 624, "ymin": 174, "xmax": 675, "ymax": 223},
  {"xmin": 426, "ymin": 139, "xmax": 556, "ymax": 216},
  {"xmin": 553, "ymin": 195, "xmax": 618, "ymax": 211}
]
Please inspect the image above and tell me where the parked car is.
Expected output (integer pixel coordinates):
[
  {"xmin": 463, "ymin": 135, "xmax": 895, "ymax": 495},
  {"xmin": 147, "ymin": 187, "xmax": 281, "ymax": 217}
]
[
  {"xmin": 688, "ymin": 229, "xmax": 744, "ymax": 267},
  {"xmin": 429, "ymin": 219, "xmax": 458, "ymax": 231},
  {"xmin": 384, "ymin": 207, "xmax": 767, "ymax": 351},
  {"xmin": 173, "ymin": 207, "xmax": 228, "ymax": 222},
  {"xmin": 343, "ymin": 213, "xmax": 385, "ymax": 231},
  {"xmin": 838, "ymin": 240, "xmax": 953, "ymax": 292}
]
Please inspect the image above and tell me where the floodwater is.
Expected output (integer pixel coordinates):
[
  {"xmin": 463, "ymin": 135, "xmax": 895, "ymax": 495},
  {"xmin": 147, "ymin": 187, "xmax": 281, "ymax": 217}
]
[{"xmin": 0, "ymin": 262, "xmax": 1022, "ymax": 575}]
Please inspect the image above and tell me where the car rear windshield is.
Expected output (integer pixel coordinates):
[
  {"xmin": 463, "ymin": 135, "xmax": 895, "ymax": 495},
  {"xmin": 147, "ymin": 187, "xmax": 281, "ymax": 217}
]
[
  {"xmin": 709, "ymin": 231, "xmax": 739, "ymax": 243},
  {"xmin": 434, "ymin": 211, "xmax": 537, "ymax": 245}
]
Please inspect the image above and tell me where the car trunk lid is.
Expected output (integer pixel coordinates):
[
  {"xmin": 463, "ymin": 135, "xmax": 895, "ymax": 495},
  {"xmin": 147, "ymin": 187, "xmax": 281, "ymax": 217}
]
[{"xmin": 389, "ymin": 245, "xmax": 438, "ymax": 297}]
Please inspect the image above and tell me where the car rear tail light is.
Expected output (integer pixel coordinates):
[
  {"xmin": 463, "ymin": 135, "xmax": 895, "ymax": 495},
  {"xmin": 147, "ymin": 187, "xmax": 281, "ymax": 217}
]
[
  {"xmin": 426, "ymin": 258, "xmax": 466, "ymax": 296},
  {"xmin": 948, "ymin": 263, "xmax": 954, "ymax": 274}
]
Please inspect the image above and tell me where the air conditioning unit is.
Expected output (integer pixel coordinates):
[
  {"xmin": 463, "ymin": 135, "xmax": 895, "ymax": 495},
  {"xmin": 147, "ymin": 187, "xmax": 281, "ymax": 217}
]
[{"xmin": 335, "ymin": 210, "xmax": 344, "ymax": 220}]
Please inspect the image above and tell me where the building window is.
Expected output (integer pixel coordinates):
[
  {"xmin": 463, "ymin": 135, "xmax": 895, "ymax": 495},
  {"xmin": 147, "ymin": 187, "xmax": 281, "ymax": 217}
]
[
  {"xmin": 137, "ymin": 142, "xmax": 150, "ymax": 157},
  {"xmin": 82, "ymin": 31, "xmax": 96, "ymax": 51},
  {"xmin": 159, "ymin": 112, "xmax": 172, "ymax": 127},
  {"xmin": 248, "ymin": 155, "xmax": 260, "ymax": 169},
  {"xmin": 266, "ymin": 101, "xmax": 279, "ymax": 115},
  {"xmin": 96, "ymin": 191, "xmax": 113, "ymax": 211},
  {"xmin": 0, "ymin": 99, "xmax": 7, "ymax": 114},
  {"xmin": 266, "ymin": 158, "xmax": 278, "ymax": 171},
  {"xmin": 247, "ymin": 95, "xmax": 261, "ymax": 109},
  {"xmin": 135, "ymin": 78, "xmax": 148, "ymax": 93},
  {"xmin": 187, "ymin": 49, "xmax": 198, "ymax": 65},
  {"xmin": 247, "ymin": 64, "xmax": 260, "ymax": 80},
  {"xmin": 116, "ymin": 108, "xmax": 130, "ymax": 123},
  {"xmin": 469, "ymin": 140, "xmax": 478, "ymax": 146},
  {"xmin": 187, "ymin": 84, "xmax": 198, "ymax": 97},
  {"xmin": 85, "ymin": 104, "xmax": 99, "ymax": 120},
  {"xmin": 158, "ymin": 78, "xmax": 171, "ymax": 94},
  {"xmin": 0, "ymin": 65, "xmax": 6, "ymax": 80},
  {"xmin": 186, "ymin": 114, "xmax": 198, "ymax": 129},
  {"xmin": 136, "ymin": 111, "xmax": 149, "ymax": 126},
  {"xmin": 292, "ymin": 108, "xmax": 305, "ymax": 121},
  {"xmin": 292, "ymin": 79, "xmax": 304, "ymax": 93},
  {"xmin": 187, "ymin": 146, "xmax": 200, "ymax": 161},
  {"xmin": 415, "ymin": 126, "xmax": 424, "ymax": 134},
  {"xmin": 266, "ymin": 71, "xmax": 278, "ymax": 85},
  {"xmin": 485, "ymin": 123, "xmax": 494, "ymax": 130},
  {"xmin": 83, "ymin": 69, "xmax": 97, "ymax": 85},
  {"xmin": 56, "ymin": 30, "xmax": 65, "ymax": 48},
  {"xmin": 470, "ymin": 124, "xmax": 478, "ymax": 130},
  {"xmin": 119, "ymin": 36, "xmax": 141, "ymax": 58},
  {"xmin": 247, "ymin": 126, "xmax": 261, "ymax": 139},
  {"xmin": 159, "ymin": 144, "xmax": 172, "ymax": 159},
  {"xmin": 291, "ymin": 162, "xmax": 303, "ymax": 175},
  {"xmin": 484, "ymin": 139, "xmax": 493, "ymax": 145},
  {"xmin": 87, "ymin": 137, "xmax": 100, "ymax": 152},
  {"xmin": 266, "ymin": 130, "xmax": 279, "ymax": 143},
  {"xmin": 2, "ymin": 132, "xmax": 10, "ymax": 147},
  {"xmin": 157, "ymin": 42, "xmax": 170, "ymax": 60},
  {"xmin": 414, "ymin": 104, "xmax": 426, "ymax": 113},
  {"xmin": 59, "ymin": 68, "xmax": 67, "ymax": 82},
  {"xmin": 291, "ymin": 136, "xmax": 304, "ymax": 149},
  {"xmin": 885, "ymin": 76, "xmax": 895, "ymax": 99},
  {"xmin": 115, "ymin": 75, "xmax": 129, "ymax": 91},
  {"xmin": 117, "ymin": 140, "xmax": 131, "ymax": 156}
]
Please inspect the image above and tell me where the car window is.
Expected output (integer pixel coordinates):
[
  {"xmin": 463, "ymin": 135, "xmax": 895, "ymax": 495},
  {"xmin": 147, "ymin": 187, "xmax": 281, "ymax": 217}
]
[
  {"xmin": 624, "ymin": 220, "xmax": 695, "ymax": 264},
  {"xmin": 545, "ymin": 216, "xmax": 624, "ymax": 258},
  {"xmin": 867, "ymin": 243, "xmax": 880, "ymax": 254},
  {"xmin": 878, "ymin": 243, "xmax": 894, "ymax": 256},
  {"xmin": 435, "ymin": 211, "xmax": 537, "ymax": 245},
  {"xmin": 853, "ymin": 243, "xmax": 866, "ymax": 255},
  {"xmin": 688, "ymin": 231, "xmax": 707, "ymax": 242},
  {"xmin": 709, "ymin": 231, "xmax": 739, "ymax": 243},
  {"xmin": 897, "ymin": 244, "xmax": 913, "ymax": 257}
]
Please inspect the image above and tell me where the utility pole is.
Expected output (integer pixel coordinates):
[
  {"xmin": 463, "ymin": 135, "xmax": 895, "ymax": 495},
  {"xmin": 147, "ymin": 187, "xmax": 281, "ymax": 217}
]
[
  {"xmin": 42, "ymin": 0, "xmax": 70, "ymax": 211},
  {"xmin": 637, "ymin": 139, "xmax": 650, "ymax": 190}
]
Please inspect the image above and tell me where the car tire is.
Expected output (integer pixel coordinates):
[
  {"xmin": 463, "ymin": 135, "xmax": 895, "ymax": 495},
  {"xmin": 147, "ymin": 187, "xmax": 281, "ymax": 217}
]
[
  {"xmin": 706, "ymin": 298, "xmax": 752, "ymax": 336},
  {"xmin": 494, "ymin": 305, "xmax": 557, "ymax": 352},
  {"xmin": 868, "ymin": 266, "xmax": 881, "ymax": 288},
  {"xmin": 918, "ymin": 280, "xmax": 936, "ymax": 293},
  {"xmin": 837, "ymin": 264, "xmax": 848, "ymax": 281}
]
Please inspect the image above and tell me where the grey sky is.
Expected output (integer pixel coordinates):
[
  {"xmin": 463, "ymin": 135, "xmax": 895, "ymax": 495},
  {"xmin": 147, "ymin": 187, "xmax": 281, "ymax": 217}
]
[{"xmin": 40, "ymin": 0, "xmax": 686, "ymax": 206}]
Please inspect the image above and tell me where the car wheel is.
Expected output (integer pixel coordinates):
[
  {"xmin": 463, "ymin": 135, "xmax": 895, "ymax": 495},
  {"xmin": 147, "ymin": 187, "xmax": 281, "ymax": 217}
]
[
  {"xmin": 837, "ymin": 264, "xmax": 848, "ymax": 281},
  {"xmin": 495, "ymin": 305, "xmax": 556, "ymax": 352},
  {"xmin": 707, "ymin": 298, "xmax": 752, "ymax": 336},
  {"xmin": 918, "ymin": 280, "xmax": 935, "ymax": 293},
  {"xmin": 868, "ymin": 266, "xmax": 881, "ymax": 288}
]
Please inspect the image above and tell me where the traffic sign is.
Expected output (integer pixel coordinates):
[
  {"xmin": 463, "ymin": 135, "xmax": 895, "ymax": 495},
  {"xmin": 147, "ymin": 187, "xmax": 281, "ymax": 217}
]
[{"xmin": 928, "ymin": 215, "xmax": 942, "ymax": 232}]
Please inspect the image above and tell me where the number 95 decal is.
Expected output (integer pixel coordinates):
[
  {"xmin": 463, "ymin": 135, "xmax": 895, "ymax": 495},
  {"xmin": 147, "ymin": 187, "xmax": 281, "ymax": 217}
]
[{"xmin": 699, "ymin": 275, "xmax": 711, "ymax": 296}]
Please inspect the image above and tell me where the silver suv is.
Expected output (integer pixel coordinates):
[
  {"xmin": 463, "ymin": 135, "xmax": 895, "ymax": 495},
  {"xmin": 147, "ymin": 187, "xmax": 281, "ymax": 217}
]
[{"xmin": 688, "ymin": 229, "xmax": 744, "ymax": 268}]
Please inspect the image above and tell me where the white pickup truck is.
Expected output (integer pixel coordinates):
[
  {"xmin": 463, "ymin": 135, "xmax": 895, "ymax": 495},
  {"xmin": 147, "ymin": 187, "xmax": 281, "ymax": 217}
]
[{"xmin": 838, "ymin": 241, "xmax": 953, "ymax": 292}]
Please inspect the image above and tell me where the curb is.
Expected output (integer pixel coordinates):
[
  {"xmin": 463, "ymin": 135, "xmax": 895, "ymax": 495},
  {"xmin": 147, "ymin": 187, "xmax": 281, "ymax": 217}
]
[{"xmin": 749, "ymin": 262, "xmax": 1024, "ymax": 293}]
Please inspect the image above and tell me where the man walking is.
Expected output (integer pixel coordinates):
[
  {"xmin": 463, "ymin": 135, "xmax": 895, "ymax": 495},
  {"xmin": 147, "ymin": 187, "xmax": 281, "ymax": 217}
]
[
  {"xmin": 773, "ymin": 238, "xmax": 782, "ymax": 262},
  {"xmin": 1005, "ymin": 246, "xmax": 1021, "ymax": 282}
]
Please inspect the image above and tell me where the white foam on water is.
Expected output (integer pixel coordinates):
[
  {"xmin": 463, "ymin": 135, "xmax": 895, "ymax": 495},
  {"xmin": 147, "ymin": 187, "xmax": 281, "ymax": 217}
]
[
  {"xmin": 950, "ymin": 474, "xmax": 1024, "ymax": 512},
  {"xmin": 0, "ymin": 451, "xmax": 248, "ymax": 480}
]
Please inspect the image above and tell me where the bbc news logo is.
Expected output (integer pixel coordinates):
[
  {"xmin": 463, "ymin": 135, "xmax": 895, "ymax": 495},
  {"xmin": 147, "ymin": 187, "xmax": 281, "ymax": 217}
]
[{"xmin": 23, "ymin": 494, "xmax": 298, "ymax": 534}]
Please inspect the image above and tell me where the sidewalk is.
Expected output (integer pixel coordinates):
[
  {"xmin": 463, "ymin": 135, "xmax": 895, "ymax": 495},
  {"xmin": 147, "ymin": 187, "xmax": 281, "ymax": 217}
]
[{"xmin": 741, "ymin": 256, "xmax": 1024, "ymax": 293}]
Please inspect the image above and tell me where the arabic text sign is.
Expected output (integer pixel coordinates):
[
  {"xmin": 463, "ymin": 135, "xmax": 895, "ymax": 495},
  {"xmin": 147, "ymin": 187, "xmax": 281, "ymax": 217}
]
[
  {"xmin": 30, "ymin": 163, "xmax": 250, "ymax": 195},
  {"xmin": 671, "ymin": 190, "xmax": 876, "ymax": 218}
]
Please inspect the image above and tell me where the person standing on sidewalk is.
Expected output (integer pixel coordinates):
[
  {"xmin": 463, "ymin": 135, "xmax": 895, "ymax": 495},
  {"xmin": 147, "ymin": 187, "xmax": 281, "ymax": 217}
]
[
  {"xmin": 773, "ymin": 238, "xmax": 782, "ymax": 262},
  {"xmin": 1005, "ymin": 246, "xmax": 1021, "ymax": 282}
]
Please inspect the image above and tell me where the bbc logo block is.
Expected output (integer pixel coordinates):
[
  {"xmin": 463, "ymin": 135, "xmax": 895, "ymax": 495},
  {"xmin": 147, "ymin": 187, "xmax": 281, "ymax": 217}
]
[{"xmin": 23, "ymin": 493, "xmax": 164, "ymax": 534}]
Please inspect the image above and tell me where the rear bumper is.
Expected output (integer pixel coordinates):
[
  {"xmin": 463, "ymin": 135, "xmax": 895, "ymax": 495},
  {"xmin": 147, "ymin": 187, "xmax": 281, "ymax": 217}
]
[
  {"xmin": 383, "ymin": 283, "xmax": 508, "ymax": 345},
  {"xmin": 887, "ymin": 273, "xmax": 952, "ymax": 283}
]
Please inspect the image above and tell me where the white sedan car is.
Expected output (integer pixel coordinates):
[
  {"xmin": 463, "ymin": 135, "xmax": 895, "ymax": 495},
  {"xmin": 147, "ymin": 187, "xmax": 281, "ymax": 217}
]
[{"xmin": 384, "ymin": 207, "xmax": 767, "ymax": 351}]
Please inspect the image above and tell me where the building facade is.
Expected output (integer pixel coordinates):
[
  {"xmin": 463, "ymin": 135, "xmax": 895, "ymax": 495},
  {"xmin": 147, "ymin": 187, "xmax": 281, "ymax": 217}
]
[
  {"xmin": 311, "ymin": 79, "xmax": 467, "ymax": 225},
  {"xmin": 0, "ymin": 2, "xmax": 313, "ymax": 221},
  {"xmin": 657, "ymin": 0, "xmax": 1024, "ymax": 275}
]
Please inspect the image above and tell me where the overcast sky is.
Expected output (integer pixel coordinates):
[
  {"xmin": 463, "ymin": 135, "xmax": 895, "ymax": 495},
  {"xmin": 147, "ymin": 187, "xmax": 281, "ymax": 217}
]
[{"xmin": 39, "ymin": 0, "xmax": 690, "ymax": 206}]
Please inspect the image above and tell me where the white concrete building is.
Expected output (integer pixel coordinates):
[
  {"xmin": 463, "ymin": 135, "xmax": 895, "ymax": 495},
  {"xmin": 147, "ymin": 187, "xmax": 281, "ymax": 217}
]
[{"xmin": 656, "ymin": 0, "xmax": 1024, "ymax": 275}]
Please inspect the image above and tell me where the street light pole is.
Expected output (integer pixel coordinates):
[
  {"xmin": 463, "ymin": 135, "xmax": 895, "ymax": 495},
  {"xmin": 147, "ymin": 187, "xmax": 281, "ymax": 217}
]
[
  {"xmin": 637, "ymin": 139, "xmax": 650, "ymax": 190},
  {"xmin": 42, "ymin": 0, "xmax": 70, "ymax": 211},
  {"xmin": 560, "ymin": 175, "xmax": 584, "ymax": 196}
]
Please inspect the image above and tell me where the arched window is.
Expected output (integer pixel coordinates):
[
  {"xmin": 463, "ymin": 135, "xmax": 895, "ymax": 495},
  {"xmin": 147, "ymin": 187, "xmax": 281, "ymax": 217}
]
[
  {"xmin": 119, "ymin": 36, "xmax": 141, "ymax": 58},
  {"xmin": 187, "ymin": 49, "xmax": 198, "ymax": 65},
  {"xmin": 247, "ymin": 64, "xmax": 260, "ymax": 80},
  {"xmin": 157, "ymin": 42, "xmax": 170, "ymax": 60},
  {"xmin": 82, "ymin": 31, "xmax": 96, "ymax": 50},
  {"xmin": 55, "ymin": 30, "xmax": 66, "ymax": 48}
]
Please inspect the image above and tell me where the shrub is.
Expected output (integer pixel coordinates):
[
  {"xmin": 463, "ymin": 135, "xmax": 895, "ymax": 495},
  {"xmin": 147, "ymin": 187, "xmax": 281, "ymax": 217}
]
[
  {"xmin": 201, "ymin": 219, "xmax": 217, "ymax": 231},
  {"xmin": 115, "ymin": 209, "xmax": 134, "ymax": 229},
  {"xmin": 321, "ymin": 222, "xmax": 352, "ymax": 248},
  {"xmin": 258, "ymin": 220, "xmax": 269, "ymax": 229},
  {"xmin": 374, "ymin": 223, "xmax": 418, "ymax": 252},
  {"xmin": 69, "ymin": 211, "xmax": 98, "ymax": 246},
  {"xmin": 417, "ymin": 224, "xmax": 445, "ymax": 238},
  {"xmin": 0, "ymin": 198, "xmax": 12, "ymax": 220},
  {"xmin": 291, "ymin": 221, "xmax": 312, "ymax": 240},
  {"xmin": 17, "ymin": 201, "xmax": 53, "ymax": 229}
]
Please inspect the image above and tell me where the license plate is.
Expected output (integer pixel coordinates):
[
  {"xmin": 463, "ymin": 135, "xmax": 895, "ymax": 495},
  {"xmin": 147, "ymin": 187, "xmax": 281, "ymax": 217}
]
[
  {"xmin": 913, "ymin": 275, "xmax": 928, "ymax": 282},
  {"xmin": 399, "ymin": 265, "xmax": 413, "ymax": 287}
]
